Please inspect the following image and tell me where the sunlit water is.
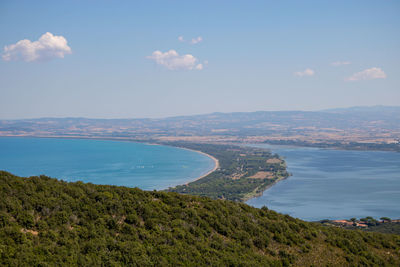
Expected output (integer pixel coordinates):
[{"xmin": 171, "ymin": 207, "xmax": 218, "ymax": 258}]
[
  {"xmin": 246, "ymin": 144, "xmax": 400, "ymax": 221},
  {"xmin": 0, "ymin": 137, "xmax": 214, "ymax": 190}
]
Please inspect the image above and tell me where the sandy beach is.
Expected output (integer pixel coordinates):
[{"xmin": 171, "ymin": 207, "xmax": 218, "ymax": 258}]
[{"xmin": 175, "ymin": 147, "xmax": 220, "ymax": 184}]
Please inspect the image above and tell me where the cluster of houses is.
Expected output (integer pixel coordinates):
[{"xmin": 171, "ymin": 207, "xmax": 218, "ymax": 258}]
[{"xmin": 330, "ymin": 218, "xmax": 400, "ymax": 228}]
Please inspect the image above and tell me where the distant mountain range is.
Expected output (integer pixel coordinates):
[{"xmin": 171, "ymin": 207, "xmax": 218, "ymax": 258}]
[
  {"xmin": 323, "ymin": 105, "xmax": 400, "ymax": 113},
  {"xmin": 1, "ymin": 106, "xmax": 399, "ymax": 148}
]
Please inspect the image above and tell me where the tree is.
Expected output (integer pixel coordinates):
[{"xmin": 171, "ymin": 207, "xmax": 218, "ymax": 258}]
[{"xmin": 380, "ymin": 217, "xmax": 391, "ymax": 223}]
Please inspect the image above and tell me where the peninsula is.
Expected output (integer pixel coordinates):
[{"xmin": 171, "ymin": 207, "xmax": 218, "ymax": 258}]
[{"xmin": 163, "ymin": 142, "xmax": 289, "ymax": 202}]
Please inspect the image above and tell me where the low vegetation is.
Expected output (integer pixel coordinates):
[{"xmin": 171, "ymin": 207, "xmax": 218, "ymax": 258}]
[
  {"xmin": 165, "ymin": 142, "xmax": 289, "ymax": 201},
  {"xmin": 1, "ymin": 171, "xmax": 400, "ymax": 266}
]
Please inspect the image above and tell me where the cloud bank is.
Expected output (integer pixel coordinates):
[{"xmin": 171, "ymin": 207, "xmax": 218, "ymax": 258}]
[
  {"xmin": 2, "ymin": 32, "xmax": 72, "ymax": 62},
  {"xmin": 147, "ymin": 50, "xmax": 203, "ymax": 70},
  {"xmin": 346, "ymin": 67, "xmax": 387, "ymax": 81},
  {"xmin": 294, "ymin": 68, "xmax": 315, "ymax": 77}
]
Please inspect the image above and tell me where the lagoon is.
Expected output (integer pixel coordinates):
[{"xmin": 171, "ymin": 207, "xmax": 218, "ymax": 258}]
[
  {"xmin": 246, "ymin": 144, "xmax": 400, "ymax": 221},
  {"xmin": 0, "ymin": 137, "xmax": 215, "ymax": 190}
]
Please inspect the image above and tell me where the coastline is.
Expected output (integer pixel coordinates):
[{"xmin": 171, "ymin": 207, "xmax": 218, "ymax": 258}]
[
  {"xmin": 0, "ymin": 135, "xmax": 220, "ymax": 188},
  {"xmin": 176, "ymin": 147, "xmax": 219, "ymax": 184},
  {"xmin": 3, "ymin": 136, "xmax": 400, "ymax": 222},
  {"xmin": 242, "ymin": 175, "xmax": 289, "ymax": 202}
]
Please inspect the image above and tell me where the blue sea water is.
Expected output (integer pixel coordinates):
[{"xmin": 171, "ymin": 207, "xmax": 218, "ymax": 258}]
[
  {"xmin": 0, "ymin": 137, "xmax": 214, "ymax": 190},
  {"xmin": 246, "ymin": 144, "xmax": 400, "ymax": 221}
]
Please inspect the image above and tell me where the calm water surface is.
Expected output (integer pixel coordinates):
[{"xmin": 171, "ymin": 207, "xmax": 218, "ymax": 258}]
[
  {"xmin": 0, "ymin": 137, "xmax": 214, "ymax": 190},
  {"xmin": 246, "ymin": 144, "xmax": 400, "ymax": 221}
]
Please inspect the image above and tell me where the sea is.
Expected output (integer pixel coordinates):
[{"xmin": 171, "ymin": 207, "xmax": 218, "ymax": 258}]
[
  {"xmin": 246, "ymin": 144, "xmax": 400, "ymax": 221},
  {"xmin": 0, "ymin": 137, "xmax": 215, "ymax": 190}
]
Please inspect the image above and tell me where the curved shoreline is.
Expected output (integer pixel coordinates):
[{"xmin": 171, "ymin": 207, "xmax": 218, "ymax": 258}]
[
  {"xmin": 0, "ymin": 135, "xmax": 220, "ymax": 187},
  {"xmin": 242, "ymin": 175, "xmax": 290, "ymax": 202},
  {"xmin": 143, "ymin": 140, "xmax": 220, "ymax": 184},
  {"xmin": 177, "ymin": 147, "xmax": 219, "ymax": 184},
  {"xmin": 143, "ymin": 142, "xmax": 220, "ymax": 186}
]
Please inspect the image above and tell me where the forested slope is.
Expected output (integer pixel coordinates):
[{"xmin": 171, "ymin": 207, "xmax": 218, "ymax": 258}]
[{"xmin": 0, "ymin": 171, "xmax": 399, "ymax": 266}]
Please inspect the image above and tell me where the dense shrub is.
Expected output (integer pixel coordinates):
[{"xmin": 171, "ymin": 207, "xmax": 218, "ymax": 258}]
[{"xmin": 0, "ymin": 171, "xmax": 399, "ymax": 266}]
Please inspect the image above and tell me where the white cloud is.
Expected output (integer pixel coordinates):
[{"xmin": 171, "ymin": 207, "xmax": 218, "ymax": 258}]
[
  {"xmin": 2, "ymin": 32, "xmax": 72, "ymax": 62},
  {"xmin": 294, "ymin": 68, "xmax": 315, "ymax": 77},
  {"xmin": 147, "ymin": 50, "xmax": 203, "ymax": 70},
  {"xmin": 190, "ymin": 36, "xmax": 203, "ymax": 44},
  {"xmin": 178, "ymin": 35, "xmax": 203, "ymax": 45},
  {"xmin": 346, "ymin": 67, "xmax": 387, "ymax": 81},
  {"xmin": 331, "ymin": 61, "xmax": 351, "ymax": 66}
]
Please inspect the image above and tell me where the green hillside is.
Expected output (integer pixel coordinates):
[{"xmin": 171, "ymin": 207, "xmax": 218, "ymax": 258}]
[{"xmin": 0, "ymin": 171, "xmax": 399, "ymax": 266}]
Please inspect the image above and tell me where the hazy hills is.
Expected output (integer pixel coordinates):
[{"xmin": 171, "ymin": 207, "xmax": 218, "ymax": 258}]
[{"xmin": 1, "ymin": 106, "xmax": 399, "ymax": 147}]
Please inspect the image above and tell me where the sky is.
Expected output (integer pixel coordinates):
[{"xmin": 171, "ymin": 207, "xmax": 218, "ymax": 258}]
[{"xmin": 0, "ymin": 0, "xmax": 399, "ymax": 119}]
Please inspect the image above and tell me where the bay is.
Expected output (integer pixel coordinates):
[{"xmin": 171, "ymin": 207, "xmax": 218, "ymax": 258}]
[{"xmin": 0, "ymin": 137, "xmax": 215, "ymax": 190}]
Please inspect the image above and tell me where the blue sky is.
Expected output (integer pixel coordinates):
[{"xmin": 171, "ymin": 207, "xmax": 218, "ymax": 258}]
[{"xmin": 0, "ymin": 0, "xmax": 399, "ymax": 119}]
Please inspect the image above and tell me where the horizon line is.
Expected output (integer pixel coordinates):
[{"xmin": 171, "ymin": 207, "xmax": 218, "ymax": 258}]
[{"xmin": 1, "ymin": 105, "xmax": 399, "ymax": 121}]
